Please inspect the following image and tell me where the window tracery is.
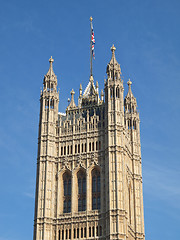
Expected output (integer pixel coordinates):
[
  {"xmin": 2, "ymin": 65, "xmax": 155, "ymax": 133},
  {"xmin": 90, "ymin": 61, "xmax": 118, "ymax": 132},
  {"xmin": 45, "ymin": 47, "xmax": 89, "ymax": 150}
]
[
  {"xmin": 63, "ymin": 172, "xmax": 71, "ymax": 213},
  {"xmin": 78, "ymin": 170, "xmax": 86, "ymax": 211},
  {"xmin": 92, "ymin": 168, "xmax": 101, "ymax": 210}
]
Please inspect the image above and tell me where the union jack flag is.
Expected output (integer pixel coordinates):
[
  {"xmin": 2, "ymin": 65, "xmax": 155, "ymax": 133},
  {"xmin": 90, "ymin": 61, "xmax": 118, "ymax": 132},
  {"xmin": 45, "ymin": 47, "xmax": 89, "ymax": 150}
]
[{"xmin": 91, "ymin": 22, "xmax": 95, "ymax": 59}]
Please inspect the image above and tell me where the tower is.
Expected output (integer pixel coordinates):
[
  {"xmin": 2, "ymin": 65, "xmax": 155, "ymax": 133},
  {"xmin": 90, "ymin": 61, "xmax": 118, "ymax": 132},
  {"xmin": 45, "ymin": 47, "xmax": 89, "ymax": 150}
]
[{"xmin": 33, "ymin": 47, "xmax": 145, "ymax": 240}]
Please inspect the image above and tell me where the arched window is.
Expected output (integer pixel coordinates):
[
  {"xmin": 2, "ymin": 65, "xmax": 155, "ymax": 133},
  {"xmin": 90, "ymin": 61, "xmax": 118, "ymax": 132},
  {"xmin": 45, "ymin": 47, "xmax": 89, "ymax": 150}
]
[
  {"xmin": 85, "ymin": 143, "xmax": 87, "ymax": 152},
  {"xmin": 69, "ymin": 229, "xmax": 71, "ymax": 239},
  {"xmin": 51, "ymin": 83, "xmax": 53, "ymax": 91},
  {"xmin": 89, "ymin": 227, "xmax": 91, "ymax": 237},
  {"xmin": 133, "ymin": 120, "xmax": 136, "ymax": 130},
  {"xmin": 78, "ymin": 144, "xmax": 80, "ymax": 153},
  {"xmin": 92, "ymin": 169, "xmax": 101, "ymax": 210},
  {"xmin": 67, "ymin": 145, "xmax": 69, "ymax": 155},
  {"xmin": 58, "ymin": 230, "xmax": 60, "ymax": 240},
  {"xmin": 78, "ymin": 170, "xmax": 86, "ymax": 211},
  {"xmin": 45, "ymin": 99, "xmax": 49, "ymax": 109},
  {"xmin": 70, "ymin": 145, "xmax": 72, "ymax": 154},
  {"xmin": 81, "ymin": 228, "xmax": 83, "ymax": 238},
  {"xmin": 77, "ymin": 228, "xmax": 79, "ymax": 238},
  {"xmin": 50, "ymin": 99, "xmax": 54, "ymax": 109},
  {"xmin": 110, "ymin": 88, "xmax": 112, "ymax": 98},
  {"xmin": 92, "ymin": 226, "xmax": 95, "ymax": 237},
  {"xmin": 116, "ymin": 87, "xmax": 120, "ymax": 98},
  {"xmin": 89, "ymin": 142, "xmax": 91, "ymax": 152},
  {"xmin": 96, "ymin": 141, "xmax": 98, "ymax": 150},
  {"xmin": 47, "ymin": 82, "xmax": 50, "ymax": 92},
  {"xmin": 84, "ymin": 227, "xmax": 86, "ymax": 237},
  {"xmin": 63, "ymin": 172, "xmax": 71, "ymax": 213}
]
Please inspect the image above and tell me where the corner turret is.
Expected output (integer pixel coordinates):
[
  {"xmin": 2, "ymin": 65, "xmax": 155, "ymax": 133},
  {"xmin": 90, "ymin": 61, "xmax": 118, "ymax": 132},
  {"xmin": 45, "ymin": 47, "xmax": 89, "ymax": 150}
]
[
  {"xmin": 43, "ymin": 56, "xmax": 57, "ymax": 93},
  {"xmin": 124, "ymin": 79, "xmax": 139, "ymax": 130},
  {"xmin": 106, "ymin": 44, "xmax": 122, "ymax": 81},
  {"xmin": 124, "ymin": 79, "xmax": 137, "ymax": 114},
  {"xmin": 67, "ymin": 89, "xmax": 76, "ymax": 110}
]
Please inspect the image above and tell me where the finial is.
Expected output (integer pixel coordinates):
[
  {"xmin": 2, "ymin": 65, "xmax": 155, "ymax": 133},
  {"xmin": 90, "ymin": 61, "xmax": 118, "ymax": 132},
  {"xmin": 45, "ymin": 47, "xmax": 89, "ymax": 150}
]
[
  {"xmin": 46, "ymin": 56, "xmax": 55, "ymax": 76},
  {"xmin": 49, "ymin": 56, "xmax": 54, "ymax": 63},
  {"xmin": 127, "ymin": 78, "xmax": 132, "ymax": 86},
  {"xmin": 71, "ymin": 89, "xmax": 75, "ymax": 95},
  {"xmin": 68, "ymin": 89, "xmax": 76, "ymax": 109},
  {"xmin": 101, "ymin": 89, "xmax": 104, "ymax": 101},
  {"xmin": 79, "ymin": 84, "xmax": 82, "ymax": 97},
  {"xmin": 90, "ymin": 16, "xmax": 93, "ymax": 22},
  {"xmin": 96, "ymin": 81, "xmax": 99, "ymax": 88},
  {"xmin": 111, "ymin": 44, "xmax": 116, "ymax": 52},
  {"xmin": 90, "ymin": 75, "xmax": 94, "ymax": 82}
]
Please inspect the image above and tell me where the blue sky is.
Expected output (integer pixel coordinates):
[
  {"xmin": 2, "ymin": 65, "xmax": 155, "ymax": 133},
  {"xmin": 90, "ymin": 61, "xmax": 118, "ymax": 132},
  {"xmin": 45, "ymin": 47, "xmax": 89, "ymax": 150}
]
[{"xmin": 0, "ymin": 0, "xmax": 180, "ymax": 239}]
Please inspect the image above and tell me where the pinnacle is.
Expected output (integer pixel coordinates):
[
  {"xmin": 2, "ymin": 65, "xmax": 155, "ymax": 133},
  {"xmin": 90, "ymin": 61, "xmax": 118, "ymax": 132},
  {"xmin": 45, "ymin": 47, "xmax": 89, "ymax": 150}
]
[
  {"xmin": 89, "ymin": 75, "xmax": 94, "ymax": 82},
  {"xmin": 49, "ymin": 56, "xmax": 54, "ymax": 63},
  {"xmin": 127, "ymin": 79, "xmax": 132, "ymax": 86},
  {"xmin": 46, "ymin": 56, "xmax": 55, "ymax": 77},
  {"xmin": 125, "ymin": 78, "xmax": 136, "ymax": 101},
  {"xmin": 68, "ymin": 89, "xmax": 76, "ymax": 109},
  {"xmin": 111, "ymin": 44, "xmax": 116, "ymax": 52},
  {"xmin": 71, "ymin": 89, "xmax": 75, "ymax": 95},
  {"xmin": 109, "ymin": 44, "xmax": 118, "ymax": 65}
]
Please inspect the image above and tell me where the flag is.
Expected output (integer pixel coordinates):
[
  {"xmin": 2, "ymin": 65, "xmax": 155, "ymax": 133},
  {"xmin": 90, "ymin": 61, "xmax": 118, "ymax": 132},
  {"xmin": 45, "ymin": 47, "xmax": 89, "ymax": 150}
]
[{"xmin": 91, "ymin": 22, "xmax": 95, "ymax": 59}]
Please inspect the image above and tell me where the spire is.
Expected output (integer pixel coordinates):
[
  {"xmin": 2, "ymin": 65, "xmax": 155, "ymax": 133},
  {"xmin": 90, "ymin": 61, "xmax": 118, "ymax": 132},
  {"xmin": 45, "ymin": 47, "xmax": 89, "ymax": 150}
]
[
  {"xmin": 67, "ymin": 89, "xmax": 76, "ymax": 109},
  {"xmin": 90, "ymin": 75, "xmax": 94, "ymax": 82},
  {"xmin": 110, "ymin": 44, "xmax": 117, "ymax": 64},
  {"xmin": 81, "ymin": 76, "xmax": 100, "ymax": 106},
  {"xmin": 126, "ymin": 79, "xmax": 135, "ymax": 99},
  {"xmin": 124, "ymin": 79, "xmax": 137, "ymax": 112},
  {"xmin": 106, "ymin": 45, "xmax": 121, "ymax": 80},
  {"xmin": 79, "ymin": 84, "xmax": 82, "ymax": 96},
  {"xmin": 46, "ymin": 56, "xmax": 55, "ymax": 77},
  {"xmin": 83, "ymin": 75, "xmax": 97, "ymax": 97},
  {"xmin": 43, "ymin": 56, "xmax": 57, "ymax": 92},
  {"xmin": 127, "ymin": 79, "xmax": 132, "ymax": 95}
]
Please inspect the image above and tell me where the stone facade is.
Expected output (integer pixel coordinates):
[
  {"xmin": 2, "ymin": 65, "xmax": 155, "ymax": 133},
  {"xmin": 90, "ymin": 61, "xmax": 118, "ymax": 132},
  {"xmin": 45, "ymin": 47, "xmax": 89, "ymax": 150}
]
[{"xmin": 33, "ymin": 46, "xmax": 145, "ymax": 240}]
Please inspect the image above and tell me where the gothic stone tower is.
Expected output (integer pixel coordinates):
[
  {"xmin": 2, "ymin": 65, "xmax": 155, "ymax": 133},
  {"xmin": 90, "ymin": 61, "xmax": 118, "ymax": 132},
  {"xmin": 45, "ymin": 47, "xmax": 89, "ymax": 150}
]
[{"xmin": 33, "ymin": 46, "xmax": 145, "ymax": 240}]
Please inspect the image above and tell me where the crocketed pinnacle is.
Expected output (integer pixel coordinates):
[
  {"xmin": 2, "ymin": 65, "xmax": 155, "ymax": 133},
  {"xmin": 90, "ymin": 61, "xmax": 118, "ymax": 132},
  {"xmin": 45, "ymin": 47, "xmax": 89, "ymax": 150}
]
[
  {"xmin": 109, "ymin": 44, "xmax": 118, "ymax": 65},
  {"xmin": 68, "ymin": 89, "xmax": 76, "ymax": 109},
  {"xmin": 125, "ymin": 79, "xmax": 136, "ymax": 101},
  {"xmin": 46, "ymin": 56, "xmax": 55, "ymax": 77},
  {"xmin": 106, "ymin": 44, "xmax": 121, "ymax": 78}
]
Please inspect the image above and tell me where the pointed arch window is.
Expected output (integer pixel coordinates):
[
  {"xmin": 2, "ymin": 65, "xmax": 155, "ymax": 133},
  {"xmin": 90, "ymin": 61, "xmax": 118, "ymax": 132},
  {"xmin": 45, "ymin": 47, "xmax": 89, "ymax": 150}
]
[
  {"xmin": 51, "ymin": 83, "xmax": 53, "ymax": 91},
  {"xmin": 63, "ymin": 172, "xmax": 71, "ymax": 213},
  {"xmin": 116, "ymin": 87, "xmax": 120, "ymax": 98},
  {"xmin": 92, "ymin": 169, "xmax": 101, "ymax": 210},
  {"xmin": 45, "ymin": 99, "xmax": 49, "ymax": 109},
  {"xmin": 78, "ymin": 170, "xmax": 86, "ymax": 211}
]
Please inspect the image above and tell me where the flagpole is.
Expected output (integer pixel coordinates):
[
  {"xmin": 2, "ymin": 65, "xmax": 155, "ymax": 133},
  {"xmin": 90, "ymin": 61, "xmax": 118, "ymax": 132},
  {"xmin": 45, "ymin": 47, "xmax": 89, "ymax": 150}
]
[{"xmin": 90, "ymin": 16, "xmax": 93, "ymax": 77}]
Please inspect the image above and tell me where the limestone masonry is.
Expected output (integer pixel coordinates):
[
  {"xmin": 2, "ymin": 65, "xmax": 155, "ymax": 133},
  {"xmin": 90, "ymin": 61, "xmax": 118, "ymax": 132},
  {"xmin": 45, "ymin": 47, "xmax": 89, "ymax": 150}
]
[{"xmin": 33, "ymin": 45, "xmax": 145, "ymax": 240}]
